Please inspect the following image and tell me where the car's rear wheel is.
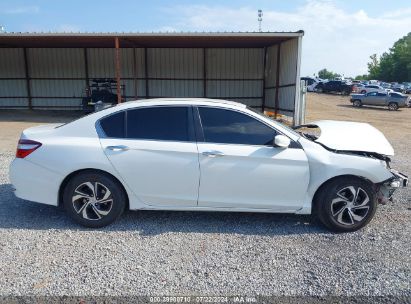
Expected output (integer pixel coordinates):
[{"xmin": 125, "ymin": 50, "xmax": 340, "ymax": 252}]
[
  {"xmin": 63, "ymin": 171, "xmax": 126, "ymax": 228},
  {"xmin": 314, "ymin": 177, "xmax": 377, "ymax": 232},
  {"xmin": 352, "ymin": 100, "xmax": 362, "ymax": 107},
  {"xmin": 316, "ymin": 86, "xmax": 323, "ymax": 93},
  {"xmin": 388, "ymin": 102, "xmax": 399, "ymax": 111}
]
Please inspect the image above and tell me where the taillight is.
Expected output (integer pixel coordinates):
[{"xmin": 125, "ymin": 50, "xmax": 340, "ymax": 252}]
[{"xmin": 16, "ymin": 139, "xmax": 42, "ymax": 158}]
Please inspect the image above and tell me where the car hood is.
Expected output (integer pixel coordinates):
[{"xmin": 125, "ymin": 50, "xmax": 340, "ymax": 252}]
[{"xmin": 309, "ymin": 120, "xmax": 394, "ymax": 156}]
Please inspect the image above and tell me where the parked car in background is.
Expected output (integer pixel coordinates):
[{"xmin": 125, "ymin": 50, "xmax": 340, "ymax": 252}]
[
  {"xmin": 392, "ymin": 84, "xmax": 405, "ymax": 93},
  {"xmin": 404, "ymin": 86, "xmax": 411, "ymax": 94},
  {"xmin": 315, "ymin": 80, "xmax": 353, "ymax": 95},
  {"xmin": 350, "ymin": 91, "xmax": 410, "ymax": 110},
  {"xmin": 359, "ymin": 85, "xmax": 385, "ymax": 94},
  {"xmin": 301, "ymin": 77, "xmax": 319, "ymax": 92},
  {"xmin": 380, "ymin": 82, "xmax": 391, "ymax": 89},
  {"xmin": 9, "ymin": 98, "xmax": 408, "ymax": 232},
  {"xmin": 352, "ymin": 83, "xmax": 365, "ymax": 93}
]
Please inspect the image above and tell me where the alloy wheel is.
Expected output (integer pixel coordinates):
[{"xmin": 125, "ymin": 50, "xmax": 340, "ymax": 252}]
[
  {"xmin": 330, "ymin": 186, "xmax": 370, "ymax": 226},
  {"xmin": 388, "ymin": 103, "xmax": 398, "ymax": 111},
  {"xmin": 353, "ymin": 100, "xmax": 361, "ymax": 107},
  {"xmin": 72, "ymin": 182, "xmax": 113, "ymax": 220}
]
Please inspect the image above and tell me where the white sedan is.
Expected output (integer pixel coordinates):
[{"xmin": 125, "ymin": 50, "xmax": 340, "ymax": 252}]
[{"xmin": 9, "ymin": 98, "xmax": 407, "ymax": 232}]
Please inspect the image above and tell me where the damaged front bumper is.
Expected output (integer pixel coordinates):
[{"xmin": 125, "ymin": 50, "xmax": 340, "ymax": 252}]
[{"xmin": 376, "ymin": 169, "xmax": 408, "ymax": 204}]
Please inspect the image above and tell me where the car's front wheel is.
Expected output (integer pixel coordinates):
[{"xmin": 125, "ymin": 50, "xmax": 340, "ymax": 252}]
[
  {"xmin": 388, "ymin": 102, "xmax": 399, "ymax": 111},
  {"xmin": 314, "ymin": 177, "xmax": 377, "ymax": 232},
  {"xmin": 63, "ymin": 171, "xmax": 126, "ymax": 228},
  {"xmin": 352, "ymin": 100, "xmax": 362, "ymax": 107}
]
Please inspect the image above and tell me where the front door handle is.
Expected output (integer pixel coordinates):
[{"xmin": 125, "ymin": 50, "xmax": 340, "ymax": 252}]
[
  {"xmin": 202, "ymin": 150, "xmax": 225, "ymax": 157},
  {"xmin": 106, "ymin": 145, "xmax": 129, "ymax": 152}
]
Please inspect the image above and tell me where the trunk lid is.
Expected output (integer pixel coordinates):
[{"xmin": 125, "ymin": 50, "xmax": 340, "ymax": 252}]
[
  {"xmin": 309, "ymin": 120, "xmax": 394, "ymax": 156},
  {"xmin": 20, "ymin": 123, "xmax": 62, "ymax": 139}
]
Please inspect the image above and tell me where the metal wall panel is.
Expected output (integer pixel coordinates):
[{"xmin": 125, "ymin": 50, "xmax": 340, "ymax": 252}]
[
  {"xmin": 0, "ymin": 43, "xmax": 300, "ymax": 112},
  {"xmin": 29, "ymin": 48, "xmax": 85, "ymax": 78},
  {"xmin": 279, "ymin": 39, "xmax": 298, "ymax": 86},
  {"xmin": 264, "ymin": 88, "xmax": 276, "ymax": 108},
  {"xmin": 149, "ymin": 80, "xmax": 203, "ymax": 98},
  {"xmin": 87, "ymin": 48, "xmax": 141, "ymax": 78},
  {"xmin": 207, "ymin": 48, "xmax": 264, "ymax": 79},
  {"xmin": 0, "ymin": 79, "xmax": 27, "ymax": 96},
  {"xmin": 0, "ymin": 48, "xmax": 25, "ymax": 78},
  {"xmin": 148, "ymin": 48, "xmax": 203, "ymax": 78},
  {"xmin": 206, "ymin": 48, "xmax": 264, "ymax": 108},
  {"xmin": 0, "ymin": 98, "xmax": 28, "ymax": 107},
  {"xmin": 278, "ymin": 86, "xmax": 296, "ymax": 112},
  {"xmin": 122, "ymin": 79, "xmax": 146, "ymax": 100},
  {"xmin": 147, "ymin": 48, "xmax": 203, "ymax": 98},
  {"xmin": 0, "ymin": 49, "xmax": 28, "ymax": 107},
  {"xmin": 207, "ymin": 80, "xmax": 262, "ymax": 98},
  {"xmin": 230, "ymin": 98, "xmax": 262, "ymax": 108},
  {"xmin": 263, "ymin": 38, "xmax": 298, "ymax": 116},
  {"xmin": 32, "ymin": 98, "xmax": 81, "ymax": 109},
  {"xmin": 264, "ymin": 45, "xmax": 278, "ymax": 88},
  {"xmin": 30, "ymin": 80, "xmax": 84, "ymax": 98}
]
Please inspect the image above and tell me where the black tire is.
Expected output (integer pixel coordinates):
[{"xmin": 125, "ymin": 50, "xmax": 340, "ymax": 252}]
[
  {"xmin": 63, "ymin": 171, "xmax": 126, "ymax": 228},
  {"xmin": 352, "ymin": 100, "xmax": 362, "ymax": 107},
  {"xmin": 314, "ymin": 177, "xmax": 377, "ymax": 232},
  {"xmin": 388, "ymin": 102, "xmax": 399, "ymax": 111},
  {"xmin": 316, "ymin": 86, "xmax": 323, "ymax": 93}
]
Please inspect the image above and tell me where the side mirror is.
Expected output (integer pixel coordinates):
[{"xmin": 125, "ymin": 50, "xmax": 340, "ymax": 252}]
[{"xmin": 274, "ymin": 135, "xmax": 291, "ymax": 148}]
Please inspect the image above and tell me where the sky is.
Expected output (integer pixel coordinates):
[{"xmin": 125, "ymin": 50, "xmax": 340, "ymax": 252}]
[{"xmin": 1, "ymin": 0, "xmax": 411, "ymax": 77}]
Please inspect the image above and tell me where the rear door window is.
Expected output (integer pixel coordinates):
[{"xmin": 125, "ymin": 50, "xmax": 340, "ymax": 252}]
[{"xmin": 126, "ymin": 106, "xmax": 190, "ymax": 141}]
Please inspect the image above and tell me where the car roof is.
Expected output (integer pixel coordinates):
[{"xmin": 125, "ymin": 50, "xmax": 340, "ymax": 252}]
[{"xmin": 112, "ymin": 98, "xmax": 247, "ymax": 110}]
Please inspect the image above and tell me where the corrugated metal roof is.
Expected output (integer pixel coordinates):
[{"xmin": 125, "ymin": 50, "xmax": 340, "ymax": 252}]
[{"xmin": 0, "ymin": 31, "xmax": 304, "ymax": 48}]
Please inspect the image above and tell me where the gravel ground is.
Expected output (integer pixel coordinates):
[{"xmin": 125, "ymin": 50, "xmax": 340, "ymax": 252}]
[{"xmin": 0, "ymin": 139, "xmax": 410, "ymax": 297}]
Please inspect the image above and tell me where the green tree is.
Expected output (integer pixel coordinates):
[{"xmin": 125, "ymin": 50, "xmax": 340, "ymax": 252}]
[
  {"xmin": 389, "ymin": 33, "xmax": 411, "ymax": 82},
  {"xmin": 365, "ymin": 32, "xmax": 411, "ymax": 82},
  {"xmin": 318, "ymin": 68, "xmax": 340, "ymax": 80},
  {"xmin": 378, "ymin": 52, "xmax": 394, "ymax": 81},
  {"xmin": 367, "ymin": 54, "xmax": 380, "ymax": 79},
  {"xmin": 354, "ymin": 74, "xmax": 368, "ymax": 80}
]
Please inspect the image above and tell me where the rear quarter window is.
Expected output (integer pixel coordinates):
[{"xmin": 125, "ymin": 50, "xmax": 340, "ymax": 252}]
[{"xmin": 99, "ymin": 111, "xmax": 125, "ymax": 138}]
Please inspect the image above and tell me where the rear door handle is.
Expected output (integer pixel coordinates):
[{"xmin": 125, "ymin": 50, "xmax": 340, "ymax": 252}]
[
  {"xmin": 106, "ymin": 145, "xmax": 129, "ymax": 152},
  {"xmin": 202, "ymin": 150, "xmax": 225, "ymax": 157}
]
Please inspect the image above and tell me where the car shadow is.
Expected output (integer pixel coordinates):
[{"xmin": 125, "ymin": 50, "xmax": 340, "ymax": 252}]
[
  {"xmin": 337, "ymin": 104, "xmax": 405, "ymax": 112},
  {"xmin": 0, "ymin": 183, "xmax": 328, "ymax": 236}
]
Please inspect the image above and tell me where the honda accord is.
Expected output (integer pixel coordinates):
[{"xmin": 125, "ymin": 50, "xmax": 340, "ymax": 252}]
[{"xmin": 9, "ymin": 98, "xmax": 408, "ymax": 232}]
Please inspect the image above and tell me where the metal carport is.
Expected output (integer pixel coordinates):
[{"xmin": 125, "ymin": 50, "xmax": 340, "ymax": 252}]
[{"xmin": 0, "ymin": 31, "xmax": 303, "ymax": 120}]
